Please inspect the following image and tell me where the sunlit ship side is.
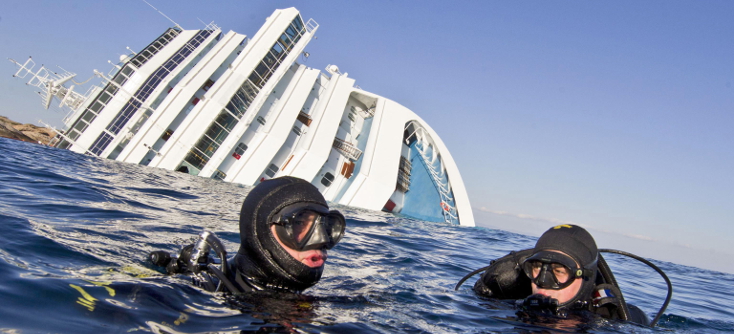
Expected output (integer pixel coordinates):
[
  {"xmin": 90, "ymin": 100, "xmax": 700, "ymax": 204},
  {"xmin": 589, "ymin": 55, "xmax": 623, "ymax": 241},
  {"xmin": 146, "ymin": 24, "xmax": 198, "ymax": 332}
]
[{"xmin": 9, "ymin": 8, "xmax": 475, "ymax": 227}]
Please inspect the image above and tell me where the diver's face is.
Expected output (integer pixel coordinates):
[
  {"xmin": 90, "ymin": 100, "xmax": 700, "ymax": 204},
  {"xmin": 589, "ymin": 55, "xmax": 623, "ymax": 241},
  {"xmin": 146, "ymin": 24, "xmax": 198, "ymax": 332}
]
[
  {"xmin": 271, "ymin": 225, "xmax": 327, "ymax": 268},
  {"xmin": 529, "ymin": 250, "xmax": 582, "ymax": 304},
  {"xmin": 531, "ymin": 275, "xmax": 582, "ymax": 304}
]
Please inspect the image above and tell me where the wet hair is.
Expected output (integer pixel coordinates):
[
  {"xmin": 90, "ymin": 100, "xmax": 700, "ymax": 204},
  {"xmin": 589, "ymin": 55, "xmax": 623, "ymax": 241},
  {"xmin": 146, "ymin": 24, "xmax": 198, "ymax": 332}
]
[{"xmin": 233, "ymin": 176, "xmax": 329, "ymax": 292}]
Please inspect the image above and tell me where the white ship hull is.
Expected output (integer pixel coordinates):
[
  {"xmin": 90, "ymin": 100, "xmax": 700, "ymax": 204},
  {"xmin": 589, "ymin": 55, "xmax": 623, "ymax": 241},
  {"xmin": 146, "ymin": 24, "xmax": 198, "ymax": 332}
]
[{"xmin": 10, "ymin": 8, "xmax": 475, "ymax": 227}]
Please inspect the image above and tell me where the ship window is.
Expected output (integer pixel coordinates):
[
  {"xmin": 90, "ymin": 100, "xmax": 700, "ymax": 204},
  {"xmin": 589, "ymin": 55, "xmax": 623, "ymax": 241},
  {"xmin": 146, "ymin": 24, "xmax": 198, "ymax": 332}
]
[
  {"xmin": 113, "ymin": 73, "xmax": 125, "ymax": 85},
  {"xmin": 234, "ymin": 143, "xmax": 248, "ymax": 155},
  {"xmin": 279, "ymin": 33, "xmax": 293, "ymax": 50},
  {"xmin": 212, "ymin": 170, "xmax": 226, "ymax": 181},
  {"xmin": 240, "ymin": 81, "xmax": 258, "ymax": 102},
  {"xmin": 89, "ymin": 132, "xmax": 114, "ymax": 156},
  {"xmin": 205, "ymin": 125, "xmax": 229, "ymax": 143},
  {"xmin": 248, "ymin": 73, "xmax": 264, "ymax": 89},
  {"xmin": 82, "ymin": 111, "xmax": 95, "ymax": 122},
  {"xmin": 161, "ymin": 129, "xmax": 173, "ymax": 141},
  {"xmin": 321, "ymin": 173, "xmax": 335, "ymax": 187},
  {"xmin": 194, "ymin": 136, "xmax": 219, "ymax": 157},
  {"xmin": 73, "ymin": 121, "xmax": 88, "ymax": 133},
  {"xmin": 89, "ymin": 101, "xmax": 104, "ymax": 114},
  {"xmin": 291, "ymin": 126, "xmax": 302, "ymax": 136},
  {"xmin": 233, "ymin": 89, "xmax": 254, "ymax": 114},
  {"xmin": 98, "ymin": 91, "xmax": 113, "ymax": 104},
  {"xmin": 105, "ymin": 85, "xmax": 119, "ymax": 97},
  {"xmin": 223, "ymin": 103, "xmax": 241, "ymax": 119},
  {"xmin": 67, "ymin": 130, "xmax": 80, "ymax": 141},
  {"xmin": 265, "ymin": 164, "xmax": 279, "ymax": 178},
  {"xmin": 184, "ymin": 151, "xmax": 207, "ymax": 169},
  {"xmin": 262, "ymin": 51, "xmax": 278, "ymax": 68},
  {"xmin": 122, "ymin": 66, "xmax": 133, "ymax": 77},
  {"xmin": 285, "ymin": 26, "xmax": 298, "ymax": 40},
  {"xmin": 202, "ymin": 79, "xmax": 214, "ymax": 91},
  {"xmin": 254, "ymin": 63, "xmax": 270, "ymax": 81},
  {"xmin": 215, "ymin": 112, "xmax": 237, "ymax": 130},
  {"xmin": 270, "ymin": 43, "xmax": 285, "ymax": 59},
  {"xmin": 292, "ymin": 16, "xmax": 304, "ymax": 32}
]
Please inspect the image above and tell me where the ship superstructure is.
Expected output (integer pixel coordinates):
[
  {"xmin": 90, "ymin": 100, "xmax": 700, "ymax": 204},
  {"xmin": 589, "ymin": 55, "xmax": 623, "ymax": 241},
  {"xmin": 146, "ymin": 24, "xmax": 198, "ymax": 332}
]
[{"xmin": 10, "ymin": 8, "xmax": 475, "ymax": 227}]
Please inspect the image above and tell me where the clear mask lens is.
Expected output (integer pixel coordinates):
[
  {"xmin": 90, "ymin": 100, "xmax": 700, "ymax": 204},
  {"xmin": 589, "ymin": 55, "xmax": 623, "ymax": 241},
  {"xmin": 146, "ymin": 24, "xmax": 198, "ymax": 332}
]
[
  {"xmin": 273, "ymin": 206, "xmax": 346, "ymax": 251},
  {"xmin": 526, "ymin": 261, "xmax": 574, "ymax": 287},
  {"xmin": 522, "ymin": 252, "xmax": 580, "ymax": 290}
]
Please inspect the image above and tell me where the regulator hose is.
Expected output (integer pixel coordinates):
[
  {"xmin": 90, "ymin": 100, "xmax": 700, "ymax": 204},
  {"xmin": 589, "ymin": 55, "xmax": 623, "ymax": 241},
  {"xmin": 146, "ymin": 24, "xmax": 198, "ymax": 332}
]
[
  {"xmin": 599, "ymin": 249, "xmax": 672, "ymax": 328},
  {"xmin": 454, "ymin": 265, "xmax": 491, "ymax": 291}
]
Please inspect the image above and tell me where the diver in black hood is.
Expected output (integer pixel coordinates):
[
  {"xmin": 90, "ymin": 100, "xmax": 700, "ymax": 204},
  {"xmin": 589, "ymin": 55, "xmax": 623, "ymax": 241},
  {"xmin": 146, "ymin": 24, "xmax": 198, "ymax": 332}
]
[
  {"xmin": 149, "ymin": 176, "xmax": 346, "ymax": 293},
  {"xmin": 456, "ymin": 224, "xmax": 672, "ymax": 327}
]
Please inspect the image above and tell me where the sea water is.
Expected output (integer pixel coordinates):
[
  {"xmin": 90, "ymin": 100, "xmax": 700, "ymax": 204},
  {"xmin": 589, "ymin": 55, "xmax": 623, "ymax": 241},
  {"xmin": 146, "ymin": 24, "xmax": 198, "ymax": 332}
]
[{"xmin": 1, "ymin": 137, "xmax": 733, "ymax": 334}]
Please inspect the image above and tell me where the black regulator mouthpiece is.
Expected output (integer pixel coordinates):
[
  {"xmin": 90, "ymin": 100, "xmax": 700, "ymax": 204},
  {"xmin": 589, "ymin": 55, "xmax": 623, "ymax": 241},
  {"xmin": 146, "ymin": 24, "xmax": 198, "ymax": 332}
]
[
  {"xmin": 149, "ymin": 231, "xmax": 222, "ymax": 275},
  {"xmin": 519, "ymin": 294, "xmax": 561, "ymax": 316}
]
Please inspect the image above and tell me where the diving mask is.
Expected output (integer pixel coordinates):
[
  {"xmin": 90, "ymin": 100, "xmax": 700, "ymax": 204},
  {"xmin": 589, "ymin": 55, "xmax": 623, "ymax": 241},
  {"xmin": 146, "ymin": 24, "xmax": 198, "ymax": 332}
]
[
  {"xmin": 522, "ymin": 251, "xmax": 593, "ymax": 290},
  {"xmin": 271, "ymin": 203, "xmax": 346, "ymax": 251}
]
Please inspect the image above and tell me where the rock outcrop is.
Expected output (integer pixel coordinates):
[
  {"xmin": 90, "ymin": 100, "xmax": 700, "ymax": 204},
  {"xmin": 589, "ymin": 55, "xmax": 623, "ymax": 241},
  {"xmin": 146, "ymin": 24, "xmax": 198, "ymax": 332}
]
[{"xmin": 0, "ymin": 116, "xmax": 57, "ymax": 145}]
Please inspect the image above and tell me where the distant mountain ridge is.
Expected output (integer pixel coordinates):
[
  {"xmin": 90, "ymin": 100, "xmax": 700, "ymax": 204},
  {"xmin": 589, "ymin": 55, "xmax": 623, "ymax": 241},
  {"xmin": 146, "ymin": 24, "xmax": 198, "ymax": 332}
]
[{"xmin": 0, "ymin": 116, "xmax": 56, "ymax": 145}]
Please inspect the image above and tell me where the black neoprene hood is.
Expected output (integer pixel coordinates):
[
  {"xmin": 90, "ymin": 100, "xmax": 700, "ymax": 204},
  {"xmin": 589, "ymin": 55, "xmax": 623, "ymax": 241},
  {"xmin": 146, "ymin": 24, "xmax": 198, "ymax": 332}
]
[
  {"xmin": 233, "ymin": 176, "xmax": 331, "ymax": 292},
  {"xmin": 532, "ymin": 224, "xmax": 599, "ymax": 309},
  {"xmin": 533, "ymin": 224, "xmax": 598, "ymax": 270}
]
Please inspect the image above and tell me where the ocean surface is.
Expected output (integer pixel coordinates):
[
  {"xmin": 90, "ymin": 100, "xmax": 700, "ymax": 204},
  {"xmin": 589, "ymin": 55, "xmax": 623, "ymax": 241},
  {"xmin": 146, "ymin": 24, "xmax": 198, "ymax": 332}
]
[{"xmin": 1, "ymin": 136, "xmax": 733, "ymax": 334}]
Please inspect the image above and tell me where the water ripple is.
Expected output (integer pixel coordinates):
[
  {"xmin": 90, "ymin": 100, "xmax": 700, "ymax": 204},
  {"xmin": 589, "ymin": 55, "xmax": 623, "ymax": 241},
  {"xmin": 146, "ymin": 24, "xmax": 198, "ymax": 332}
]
[{"xmin": 1, "ymin": 137, "xmax": 732, "ymax": 333}]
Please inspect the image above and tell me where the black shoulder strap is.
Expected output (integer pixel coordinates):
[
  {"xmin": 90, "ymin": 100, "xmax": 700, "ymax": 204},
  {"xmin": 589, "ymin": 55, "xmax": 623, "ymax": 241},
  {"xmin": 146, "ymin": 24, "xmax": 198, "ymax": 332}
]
[{"xmin": 595, "ymin": 254, "xmax": 631, "ymax": 320}]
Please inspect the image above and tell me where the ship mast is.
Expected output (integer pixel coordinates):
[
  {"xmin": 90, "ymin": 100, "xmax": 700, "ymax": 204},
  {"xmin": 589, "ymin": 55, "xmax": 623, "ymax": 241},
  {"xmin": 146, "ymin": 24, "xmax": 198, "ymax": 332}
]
[{"xmin": 8, "ymin": 57, "xmax": 88, "ymax": 111}]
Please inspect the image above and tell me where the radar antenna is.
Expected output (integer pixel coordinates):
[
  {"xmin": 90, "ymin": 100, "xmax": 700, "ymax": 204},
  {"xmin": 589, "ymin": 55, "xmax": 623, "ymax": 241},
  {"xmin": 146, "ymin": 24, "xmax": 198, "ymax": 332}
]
[{"xmin": 8, "ymin": 57, "xmax": 87, "ymax": 111}]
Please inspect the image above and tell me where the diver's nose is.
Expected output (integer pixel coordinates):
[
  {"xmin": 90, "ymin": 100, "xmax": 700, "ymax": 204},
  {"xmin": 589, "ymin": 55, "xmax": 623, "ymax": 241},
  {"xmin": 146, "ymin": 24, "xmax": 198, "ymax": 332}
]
[
  {"xmin": 306, "ymin": 223, "xmax": 330, "ymax": 250},
  {"xmin": 535, "ymin": 267, "xmax": 559, "ymax": 289}
]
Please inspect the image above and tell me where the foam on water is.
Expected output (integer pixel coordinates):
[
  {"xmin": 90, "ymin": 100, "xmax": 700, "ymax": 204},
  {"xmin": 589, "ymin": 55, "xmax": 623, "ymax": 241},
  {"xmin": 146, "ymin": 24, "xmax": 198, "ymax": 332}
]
[{"xmin": 1, "ymin": 137, "xmax": 733, "ymax": 333}]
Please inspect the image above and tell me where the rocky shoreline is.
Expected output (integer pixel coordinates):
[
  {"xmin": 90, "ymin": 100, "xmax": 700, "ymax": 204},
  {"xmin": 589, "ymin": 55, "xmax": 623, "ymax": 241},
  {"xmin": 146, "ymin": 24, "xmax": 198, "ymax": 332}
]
[{"xmin": 0, "ymin": 116, "xmax": 57, "ymax": 145}]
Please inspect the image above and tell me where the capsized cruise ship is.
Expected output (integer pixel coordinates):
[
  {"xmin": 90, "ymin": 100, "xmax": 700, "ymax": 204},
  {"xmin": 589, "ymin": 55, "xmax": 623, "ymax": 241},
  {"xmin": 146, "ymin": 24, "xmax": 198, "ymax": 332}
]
[{"xmin": 9, "ymin": 8, "xmax": 475, "ymax": 227}]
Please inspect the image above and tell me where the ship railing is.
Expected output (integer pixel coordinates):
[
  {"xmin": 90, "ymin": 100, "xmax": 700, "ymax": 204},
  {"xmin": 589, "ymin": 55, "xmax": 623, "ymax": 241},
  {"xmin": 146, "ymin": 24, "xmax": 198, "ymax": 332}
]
[
  {"xmin": 306, "ymin": 19, "xmax": 319, "ymax": 33},
  {"xmin": 362, "ymin": 106, "xmax": 376, "ymax": 118},
  {"xmin": 332, "ymin": 137, "xmax": 363, "ymax": 161},
  {"xmin": 414, "ymin": 150, "xmax": 457, "ymax": 224},
  {"xmin": 417, "ymin": 142, "xmax": 451, "ymax": 192},
  {"xmin": 39, "ymin": 119, "xmax": 92, "ymax": 154},
  {"xmin": 351, "ymin": 105, "xmax": 376, "ymax": 119},
  {"xmin": 414, "ymin": 139, "xmax": 459, "ymax": 224},
  {"xmin": 204, "ymin": 21, "xmax": 220, "ymax": 32}
]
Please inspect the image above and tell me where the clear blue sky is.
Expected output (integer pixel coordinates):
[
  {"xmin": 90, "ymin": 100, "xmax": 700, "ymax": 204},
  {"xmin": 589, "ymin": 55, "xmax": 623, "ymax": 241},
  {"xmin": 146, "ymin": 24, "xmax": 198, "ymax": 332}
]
[{"xmin": 2, "ymin": 1, "xmax": 732, "ymax": 273}]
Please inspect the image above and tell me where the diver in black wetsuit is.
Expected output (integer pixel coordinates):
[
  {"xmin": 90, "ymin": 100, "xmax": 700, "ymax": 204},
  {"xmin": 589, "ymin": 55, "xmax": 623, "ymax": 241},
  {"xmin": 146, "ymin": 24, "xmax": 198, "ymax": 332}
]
[
  {"xmin": 149, "ymin": 176, "xmax": 346, "ymax": 293},
  {"xmin": 459, "ymin": 224, "xmax": 655, "ymax": 326}
]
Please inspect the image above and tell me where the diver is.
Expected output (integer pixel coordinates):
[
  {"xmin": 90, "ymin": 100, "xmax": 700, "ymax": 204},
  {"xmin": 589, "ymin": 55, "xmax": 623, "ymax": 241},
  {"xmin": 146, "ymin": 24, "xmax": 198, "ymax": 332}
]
[
  {"xmin": 149, "ymin": 176, "xmax": 346, "ymax": 293},
  {"xmin": 456, "ymin": 224, "xmax": 673, "ymax": 327}
]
